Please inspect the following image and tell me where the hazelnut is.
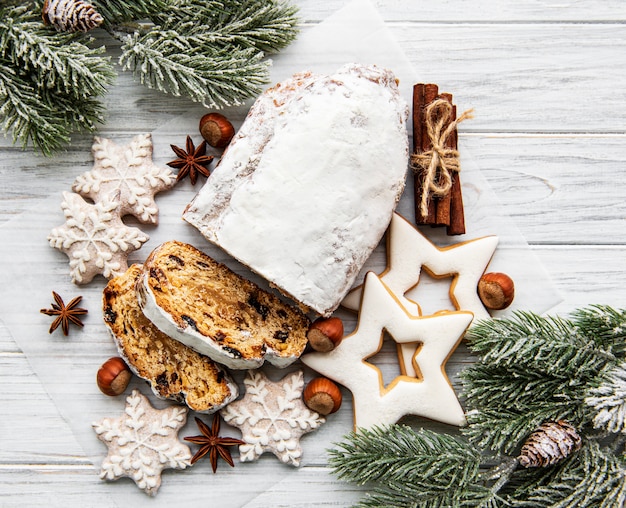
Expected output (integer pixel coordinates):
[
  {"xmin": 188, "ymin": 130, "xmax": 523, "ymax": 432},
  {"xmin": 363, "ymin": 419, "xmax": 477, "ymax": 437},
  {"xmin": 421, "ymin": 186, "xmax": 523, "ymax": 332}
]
[
  {"xmin": 307, "ymin": 317, "xmax": 344, "ymax": 352},
  {"xmin": 97, "ymin": 357, "xmax": 132, "ymax": 396},
  {"xmin": 478, "ymin": 272, "xmax": 515, "ymax": 310},
  {"xmin": 303, "ymin": 377, "xmax": 342, "ymax": 415},
  {"xmin": 199, "ymin": 113, "xmax": 235, "ymax": 148}
]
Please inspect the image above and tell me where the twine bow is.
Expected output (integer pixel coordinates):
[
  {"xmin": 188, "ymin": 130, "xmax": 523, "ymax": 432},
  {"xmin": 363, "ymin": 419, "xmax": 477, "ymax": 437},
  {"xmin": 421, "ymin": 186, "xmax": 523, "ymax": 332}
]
[{"xmin": 411, "ymin": 99, "xmax": 474, "ymax": 217}]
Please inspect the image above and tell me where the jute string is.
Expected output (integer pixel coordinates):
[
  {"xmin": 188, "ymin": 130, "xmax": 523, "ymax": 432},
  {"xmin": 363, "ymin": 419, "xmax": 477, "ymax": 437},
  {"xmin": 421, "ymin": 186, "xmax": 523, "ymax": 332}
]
[{"xmin": 410, "ymin": 98, "xmax": 474, "ymax": 217}]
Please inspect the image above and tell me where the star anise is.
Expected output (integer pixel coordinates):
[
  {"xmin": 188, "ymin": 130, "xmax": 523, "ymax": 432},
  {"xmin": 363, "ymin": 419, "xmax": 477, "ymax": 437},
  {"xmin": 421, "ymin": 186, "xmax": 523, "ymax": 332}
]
[
  {"xmin": 40, "ymin": 291, "xmax": 88, "ymax": 336},
  {"xmin": 167, "ymin": 135, "xmax": 214, "ymax": 185},
  {"xmin": 184, "ymin": 415, "xmax": 245, "ymax": 473}
]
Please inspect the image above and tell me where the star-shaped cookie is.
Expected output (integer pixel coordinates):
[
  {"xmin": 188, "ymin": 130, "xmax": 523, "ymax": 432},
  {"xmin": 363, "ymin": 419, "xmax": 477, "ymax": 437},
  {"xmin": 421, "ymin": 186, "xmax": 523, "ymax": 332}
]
[
  {"xmin": 92, "ymin": 390, "xmax": 192, "ymax": 496},
  {"xmin": 342, "ymin": 212, "xmax": 497, "ymax": 376},
  {"xmin": 72, "ymin": 134, "xmax": 176, "ymax": 224},
  {"xmin": 343, "ymin": 212, "xmax": 498, "ymax": 318},
  {"xmin": 302, "ymin": 272, "xmax": 473, "ymax": 430},
  {"xmin": 220, "ymin": 370, "xmax": 325, "ymax": 467},
  {"xmin": 48, "ymin": 191, "xmax": 149, "ymax": 284}
]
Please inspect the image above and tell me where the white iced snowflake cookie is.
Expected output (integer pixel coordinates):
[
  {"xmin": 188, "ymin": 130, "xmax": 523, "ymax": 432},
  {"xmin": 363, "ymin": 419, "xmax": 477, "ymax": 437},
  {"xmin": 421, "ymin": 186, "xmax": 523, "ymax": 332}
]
[
  {"xmin": 220, "ymin": 370, "xmax": 325, "ymax": 466},
  {"xmin": 92, "ymin": 389, "xmax": 192, "ymax": 496},
  {"xmin": 73, "ymin": 134, "xmax": 176, "ymax": 224},
  {"xmin": 302, "ymin": 272, "xmax": 473, "ymax": 430},
  {"xmin": 48, "ymin": 191, "xmax": 149, "ymax": 284}
]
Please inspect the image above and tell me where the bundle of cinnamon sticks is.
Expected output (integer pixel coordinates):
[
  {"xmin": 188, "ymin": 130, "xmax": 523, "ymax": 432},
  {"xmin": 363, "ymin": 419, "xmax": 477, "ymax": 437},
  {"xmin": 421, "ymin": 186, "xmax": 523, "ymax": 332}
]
[{"xmin": 412, "ymin": 83, "xmax": 466, "ymax": 235}]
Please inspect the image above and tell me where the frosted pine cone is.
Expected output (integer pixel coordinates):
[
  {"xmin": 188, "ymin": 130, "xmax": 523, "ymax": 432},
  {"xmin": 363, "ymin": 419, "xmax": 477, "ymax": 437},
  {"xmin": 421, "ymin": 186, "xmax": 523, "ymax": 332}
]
[
  {"xmin": 42, "ymin": 0, "xmax": 103, "ymax": 32},
  {"xmin": 518, "ymin": 420, "xmax": 582, "ymax": 468}
]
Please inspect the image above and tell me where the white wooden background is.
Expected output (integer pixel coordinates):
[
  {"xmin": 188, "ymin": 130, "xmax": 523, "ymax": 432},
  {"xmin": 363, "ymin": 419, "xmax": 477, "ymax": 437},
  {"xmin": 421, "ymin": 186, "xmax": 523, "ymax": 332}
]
[{"xmin": 2, "ymin": 0, "xmax": 626, "ymax": 506}]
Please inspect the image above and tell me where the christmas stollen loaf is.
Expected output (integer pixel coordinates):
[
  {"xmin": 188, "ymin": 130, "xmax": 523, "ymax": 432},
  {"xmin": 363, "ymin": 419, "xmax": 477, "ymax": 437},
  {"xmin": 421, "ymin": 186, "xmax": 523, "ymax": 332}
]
[
  {"xmin": 136, "ymin": 241, "xmax": 310, "ymax": 370},
  {"xmin": 183, "ymin": 63, "xmax": 409, "ymax": 316},
  {"xmin": 103, "ymin": 264, "xmax": 238, "ymax": 413}
]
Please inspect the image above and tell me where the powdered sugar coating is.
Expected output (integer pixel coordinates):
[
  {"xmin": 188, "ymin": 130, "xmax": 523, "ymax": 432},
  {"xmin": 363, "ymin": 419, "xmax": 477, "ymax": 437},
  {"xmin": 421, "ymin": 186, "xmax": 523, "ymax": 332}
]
[{"xmin": 184, "ymin": 64, "xmax": 409, "ymax": 316}]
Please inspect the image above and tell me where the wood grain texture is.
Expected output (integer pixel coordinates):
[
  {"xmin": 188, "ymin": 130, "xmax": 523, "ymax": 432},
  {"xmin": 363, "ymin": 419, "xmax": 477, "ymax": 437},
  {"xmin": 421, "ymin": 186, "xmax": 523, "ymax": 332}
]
[{"xmin": 1, "ymin": 0, "xmax": 625, "ymax": 506}]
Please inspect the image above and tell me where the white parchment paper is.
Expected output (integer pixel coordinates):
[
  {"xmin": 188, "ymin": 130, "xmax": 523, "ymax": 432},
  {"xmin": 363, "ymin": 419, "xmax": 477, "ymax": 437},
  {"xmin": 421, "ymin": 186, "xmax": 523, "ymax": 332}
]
[{"xmin": 0, "ymin": 0, "xmax": 561, "ymax": 505}]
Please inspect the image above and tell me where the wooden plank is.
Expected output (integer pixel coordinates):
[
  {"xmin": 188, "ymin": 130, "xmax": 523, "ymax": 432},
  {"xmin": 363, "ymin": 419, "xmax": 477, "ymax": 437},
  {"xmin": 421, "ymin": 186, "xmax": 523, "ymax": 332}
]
[
  {"xmin": 461, "ymin": 134, "xmax": 626, "ymax": 245},
  {"xmin": 297, "ymin": 0, "xmax": 626, "ymax": 22},
  {"xmin": 392, "ymin": 23, "xmax": 626, "ymax": 132},
  {"xmin": 1, "ymin": 0, "xmax": 625, "ymax": 505}
]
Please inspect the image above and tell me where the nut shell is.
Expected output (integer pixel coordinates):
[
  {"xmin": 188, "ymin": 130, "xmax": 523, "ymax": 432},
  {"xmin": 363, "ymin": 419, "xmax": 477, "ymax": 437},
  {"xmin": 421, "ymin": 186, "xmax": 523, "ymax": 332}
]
[
  {"xmin": 199, "ymin": 113, "xmax": 235, "ymax": 148},
  {"xmin": 97, "ymin": 356, "xmax": 132, "ymax": 396},
  {"xmin": 307, "ymin": 317, "xmax": 344, "ymax": 352},
  {"xmin": 478, "ymin": 272, "xmax": 515, "ymax": 310},
  {"xmin": 303, "ymin": 377, "xmax": 342, "ymax": 415}
]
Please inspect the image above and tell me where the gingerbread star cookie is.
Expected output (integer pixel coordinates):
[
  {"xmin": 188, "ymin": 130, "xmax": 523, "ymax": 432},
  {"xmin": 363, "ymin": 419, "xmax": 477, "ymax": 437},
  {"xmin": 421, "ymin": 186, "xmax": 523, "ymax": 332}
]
[
  {"xmin": 72, "ymin": 134, "xmax": 176, "ymax": 224},
  {"xmin": 92, "ymin": 389, "xmax": 192, "ymax": 496},
  {"xmin": 220, "ymin": 370, "xmax": 325, "ymax": 467},
  {"xmin": 343, "ymin": 212, "xmax": 498, "ymax": 319},
  {"xmin": 342, "ymin": 212, "xmax": 497, "ymax": 376},
  {"xmin": 48, "ymin": 191, "xmax": 149, "ymax": 284},
  {"xmin": 302, "ymin": 272, "xmax": 473, "ymax": 430}
]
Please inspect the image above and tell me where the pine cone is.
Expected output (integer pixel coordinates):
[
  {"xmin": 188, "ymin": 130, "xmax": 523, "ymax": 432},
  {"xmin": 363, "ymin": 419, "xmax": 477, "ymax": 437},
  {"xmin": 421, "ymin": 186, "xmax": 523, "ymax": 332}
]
[
  {"xmin": 42, "ymin": 0, "xmax": 103, "ymax": 33},
  {"xmin": 518, "ymin": 420, "xmax": 582, "ymax": 468}
]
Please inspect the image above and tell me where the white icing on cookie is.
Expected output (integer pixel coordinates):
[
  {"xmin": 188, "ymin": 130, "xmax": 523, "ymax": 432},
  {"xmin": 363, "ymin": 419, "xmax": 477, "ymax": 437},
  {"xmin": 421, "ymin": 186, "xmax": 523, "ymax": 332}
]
[
  {"xmin": 220, "ymin": 370, "xmax": 325, "ymax": 467},
  {"xmin": 184, "ymin": 64, "xmax": 409, "ymax": 316},
  {"xmin": 92, "ymin": 389, "xmax": 191, "ymax": 496},
  {"xmin": 342, "ymin": 212, "xmax": 498, "ymax": 376},
  {"xmin": 73, "ymin": 134, "xmax": 175, "ymax": 224},
  {"xmin": 302, "ymin": 272, "xmax": 472, "ymax": 430},
  {"xmin": 48, "ymin": 191, "xmax": 149, "ymax": 284}
]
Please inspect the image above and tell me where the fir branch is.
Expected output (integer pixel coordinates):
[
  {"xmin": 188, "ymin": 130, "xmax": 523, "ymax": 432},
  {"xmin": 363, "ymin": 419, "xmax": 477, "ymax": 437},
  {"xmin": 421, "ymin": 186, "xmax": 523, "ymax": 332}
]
[
  {"xmin": 0, "ymin": 4, "xmax": 114, "ymax": 154},
  {"xmin": 0, "ymin": 15, "xmax": 114, "ymax": 98},
  {"xmin": 462, "ymin": 308, "xmax": 626, "ymax": 454},
  {"xmin": 329, "ymin": 425, "xmax": 492, "ymax": 507},
  {"xmin": 0, "ymin": 59, "xmax": 109, "ymax": 155},
  {"xmin": 586, "ymin": 361, "xmax": 626, "ymax": 434},
  {"xmin": 119, "ymin": 31, "xmax": 267, "ymax": 107},
  {"xmin": 571, "ymin": 305, "xmax": 626, "ymax": 356},
  {"xmin": 0, "ymin": 60, "xmax": 71, "ymax": 154},
  {"xmin": 463, "ymin": 404, "xmax": 582, "ymax": 456},
  {"xmin": 466, "ymin": 311, "xmax": 618, "ymax": 377},
  {"xmin": 0, "ymin": 0, "xmax": 300, "ymax": 152},
  {"xmin": 163, "ymin": 0, "xmax": 300, "ymax": 53}
]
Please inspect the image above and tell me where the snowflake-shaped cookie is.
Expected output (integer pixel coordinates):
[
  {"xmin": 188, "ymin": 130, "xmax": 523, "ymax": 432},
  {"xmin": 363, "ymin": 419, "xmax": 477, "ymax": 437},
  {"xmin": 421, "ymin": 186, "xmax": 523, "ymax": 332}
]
[
  {"xmin": 48, "ymin": 191, "xmax": 149, "ymax": 284},
  {"xmin": 72, "ymin": 134, "xmax": 176, "ymax": 224},
  {"xmin": 221, "ymin": 370, "xmax": 325, "ymax": 467},
  {"xmin": 92, "ymin": 389, "xmax": 192, "ymax": 496}
]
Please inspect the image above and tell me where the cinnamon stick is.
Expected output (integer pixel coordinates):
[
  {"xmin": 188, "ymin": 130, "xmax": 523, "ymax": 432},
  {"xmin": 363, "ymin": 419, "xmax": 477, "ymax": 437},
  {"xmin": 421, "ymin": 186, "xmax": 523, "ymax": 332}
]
[
  {"xmin": 412, "ymin": 84, "xmax": 437, "ymax": 224},
  {"xmin": 446, "ymin": 105, "xmax": 466, "ymax": 235},
  {"xmin": 412, "ymin": 83, "xmax": 467, "ymax": 235},
  {"xmin": 435, "ymin": 92, "xmax": 454, "ymax": 227}
]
